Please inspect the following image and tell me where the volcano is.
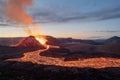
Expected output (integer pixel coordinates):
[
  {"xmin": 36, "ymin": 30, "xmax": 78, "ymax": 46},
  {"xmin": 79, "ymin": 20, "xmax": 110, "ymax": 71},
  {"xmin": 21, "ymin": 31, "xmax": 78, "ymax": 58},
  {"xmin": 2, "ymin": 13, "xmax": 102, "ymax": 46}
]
[{"xmin": 15, "ymin": 36, "xmax": 46, "ymax": 49}]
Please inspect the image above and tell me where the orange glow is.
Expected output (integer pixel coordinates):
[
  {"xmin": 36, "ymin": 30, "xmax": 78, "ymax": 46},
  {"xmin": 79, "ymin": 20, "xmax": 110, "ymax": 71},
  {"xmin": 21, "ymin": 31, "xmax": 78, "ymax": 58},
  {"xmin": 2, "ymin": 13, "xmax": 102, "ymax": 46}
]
[
  {"xmin": 35, "ymin": 36, "xmax": 47, "ymax": 45},
  {"xmin": 5, "ymin": 0, "xmax": 32, "ymax": 25},
  {"xmin": 35, "ymin": 35, "xmax": 60, "ymax": 49},
  {"xmin": 34, "ymin": 35, "xmax": 50, "ymax": 49},
  {"xmin": 49, "ymin": 45, "xmax": 60, "ymax": 49}
]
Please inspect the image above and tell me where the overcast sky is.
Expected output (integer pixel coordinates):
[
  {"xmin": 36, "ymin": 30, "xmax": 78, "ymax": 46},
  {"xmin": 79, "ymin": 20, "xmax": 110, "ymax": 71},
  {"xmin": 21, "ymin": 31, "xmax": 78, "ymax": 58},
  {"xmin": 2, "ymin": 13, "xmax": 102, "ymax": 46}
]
[{"xmin": 0, "ymin": 0, "xmax": 120, "ymax": 39}]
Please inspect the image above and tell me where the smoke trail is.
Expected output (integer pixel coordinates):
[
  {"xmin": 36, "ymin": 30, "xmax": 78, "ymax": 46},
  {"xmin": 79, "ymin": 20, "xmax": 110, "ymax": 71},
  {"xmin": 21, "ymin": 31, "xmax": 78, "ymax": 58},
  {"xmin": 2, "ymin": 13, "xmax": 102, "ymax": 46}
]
[{"xmin": 5, "ymin": 0, "xmax": 33, "ymax": 35}]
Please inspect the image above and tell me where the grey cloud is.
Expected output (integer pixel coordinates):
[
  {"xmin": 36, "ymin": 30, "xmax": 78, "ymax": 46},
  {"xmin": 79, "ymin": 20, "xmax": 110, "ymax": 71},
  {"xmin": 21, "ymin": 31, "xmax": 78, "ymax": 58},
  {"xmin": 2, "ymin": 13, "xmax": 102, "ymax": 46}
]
[
  {"xmin": 1, "ymin": 1, "xmax": 120, "ymax": 25},
  {"xmin": 0, "ymin": 23, "xmax": 9, "ymax": 26},
  {"xmin": 31, "ymin": 6, "xmax": 120, "ymax": 23},
  {"xmin": 0, "ymin": 0, "xmax": 6, "ymax": 25},
  {"xmin": 96, "ymin": 30, "xmax": 120, "ymax": 33}
]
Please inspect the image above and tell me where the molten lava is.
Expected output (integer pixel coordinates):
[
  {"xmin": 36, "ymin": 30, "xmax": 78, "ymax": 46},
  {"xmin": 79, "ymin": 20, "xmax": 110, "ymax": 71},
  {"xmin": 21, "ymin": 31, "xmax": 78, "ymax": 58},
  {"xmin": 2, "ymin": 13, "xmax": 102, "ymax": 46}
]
[
  {"xmin": 35, "ymin": 37, "xmax": 46, "ymax": 45},
  {"xmin": 35, "ymin": 35, "xmax": 49, "ymax": 49},
  {"xmin": 34, "ymin": 35, "xmax": 60, "ymax": 49},
  {"xmin": 35, "ymin": 36, "xmax": 47, "ymax": 45}
]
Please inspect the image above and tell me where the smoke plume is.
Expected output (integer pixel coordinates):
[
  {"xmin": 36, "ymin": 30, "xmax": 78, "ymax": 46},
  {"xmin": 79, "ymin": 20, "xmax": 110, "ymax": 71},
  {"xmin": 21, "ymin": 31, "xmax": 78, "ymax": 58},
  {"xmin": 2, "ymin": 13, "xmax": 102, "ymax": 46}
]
[{"xmin": 5, "ymin": 0, "xmax": 33, "ymax": 35}]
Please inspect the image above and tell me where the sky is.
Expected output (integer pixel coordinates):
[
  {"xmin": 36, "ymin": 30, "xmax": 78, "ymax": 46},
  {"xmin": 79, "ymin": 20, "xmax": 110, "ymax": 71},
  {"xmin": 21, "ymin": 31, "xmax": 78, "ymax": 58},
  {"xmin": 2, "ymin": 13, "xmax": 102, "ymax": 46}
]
[{"xmin": 0, "ymin": 0, "xmax": 120, "ymax": 39}]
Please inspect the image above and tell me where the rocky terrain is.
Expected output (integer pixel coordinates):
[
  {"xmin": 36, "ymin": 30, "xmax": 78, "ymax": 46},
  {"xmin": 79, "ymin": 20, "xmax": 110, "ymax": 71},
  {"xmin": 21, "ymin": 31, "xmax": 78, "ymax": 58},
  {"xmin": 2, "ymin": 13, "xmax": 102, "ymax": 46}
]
[
  {"xmin": 0, "ymin": 61, "xmax": 120, "ymax": 80},
  {"xmin": 0, "ymin": 36, "xmax": 120, "ymax": 80}
]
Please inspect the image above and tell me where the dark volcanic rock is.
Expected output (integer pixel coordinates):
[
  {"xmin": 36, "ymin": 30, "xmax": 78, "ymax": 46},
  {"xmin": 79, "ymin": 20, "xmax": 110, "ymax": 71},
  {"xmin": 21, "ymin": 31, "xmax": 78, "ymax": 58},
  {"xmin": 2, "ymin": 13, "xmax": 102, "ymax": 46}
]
[
  {"xmin": 0, "ymin": 61, "xmax": 120, "ymax": 80},
  {"xmin": 0, "ymin": 45, "xmax": 45, "ymax": 60},
  {"xmin": 58, "ymin": 38, "xmax": 101, "ymax": 45},
  {"xmin": 46, "ymin": 36, "xmax": 61, "ymax": 46},
  {"xmin": 48, "ymin": 47, "xmax": 70, "ymax": 53},
  {"xmin": 40, "ymin": 47, "xmax": 70, "ymax": 57}
]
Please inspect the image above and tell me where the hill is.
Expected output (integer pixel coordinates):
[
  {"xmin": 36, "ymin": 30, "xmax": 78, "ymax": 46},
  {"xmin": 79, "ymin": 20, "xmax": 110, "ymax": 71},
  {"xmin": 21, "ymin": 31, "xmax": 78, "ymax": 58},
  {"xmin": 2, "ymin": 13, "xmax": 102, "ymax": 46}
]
[{"xmin": 105, "ymin": 36, "xmax": 120, "ymax": 44}]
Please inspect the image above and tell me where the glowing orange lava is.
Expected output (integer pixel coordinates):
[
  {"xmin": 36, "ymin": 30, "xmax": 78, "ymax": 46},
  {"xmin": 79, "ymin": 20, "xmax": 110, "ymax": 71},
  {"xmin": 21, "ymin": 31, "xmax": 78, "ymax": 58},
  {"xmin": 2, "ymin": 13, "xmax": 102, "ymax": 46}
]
[
  {"xmin": 34, "ymin": 35, "xmax": 60, "ymax": 49},
  {"xmin": 34, "ymin": 35, "xmax": 50, "ymax": 49},
  {"xmin": 35, "ymin": 36, "xmax": 47, "ymax": 45}
]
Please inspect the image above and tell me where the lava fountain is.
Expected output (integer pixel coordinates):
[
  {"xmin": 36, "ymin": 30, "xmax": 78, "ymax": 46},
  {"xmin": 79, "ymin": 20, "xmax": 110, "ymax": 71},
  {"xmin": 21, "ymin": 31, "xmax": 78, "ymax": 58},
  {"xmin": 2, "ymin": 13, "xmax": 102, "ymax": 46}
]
[
  {"xmin": 35, "ymin": 35, "xmax": 60, "ymax": 50},
  {"xmin": 35, "ymin": 35, "xmax": 49, "ymax": 49}
]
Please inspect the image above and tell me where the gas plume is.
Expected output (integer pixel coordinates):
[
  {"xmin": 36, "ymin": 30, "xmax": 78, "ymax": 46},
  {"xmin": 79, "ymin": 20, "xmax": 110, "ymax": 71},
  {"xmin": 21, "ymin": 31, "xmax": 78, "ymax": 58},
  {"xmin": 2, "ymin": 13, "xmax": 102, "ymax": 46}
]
[{"xmin": 5, "ymin": 0, "xmax": 33, "ymax": 35}]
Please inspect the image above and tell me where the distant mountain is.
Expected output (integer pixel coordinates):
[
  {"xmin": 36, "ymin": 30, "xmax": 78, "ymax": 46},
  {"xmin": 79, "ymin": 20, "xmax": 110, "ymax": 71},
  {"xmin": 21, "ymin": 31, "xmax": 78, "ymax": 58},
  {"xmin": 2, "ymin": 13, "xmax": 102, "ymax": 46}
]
[
  {"xmin": 105, "ymin": 36, "xmax": 120, "ymax": 44},
  {"xmin": 58, "ymin": 36, "xmax": 120, "ymax": 45},
  {"xmin": 0, "ymin": 37, "xmax": 22, "ymax": 46},
  {"xmin": 94, "ymin": 39, "xmax": 106, "ymax": 43},
  {"xmin": 58, "ymin": 38, "xmax": 101, "ymax": 45}
]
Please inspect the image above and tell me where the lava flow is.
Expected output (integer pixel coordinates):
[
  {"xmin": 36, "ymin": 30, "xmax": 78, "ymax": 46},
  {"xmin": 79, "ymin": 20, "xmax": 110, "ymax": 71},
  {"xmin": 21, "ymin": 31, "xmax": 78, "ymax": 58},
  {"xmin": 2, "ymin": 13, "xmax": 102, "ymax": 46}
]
[{"xmin": 7, "ymin": 35, "xmax": 62, "ymax": 66}]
